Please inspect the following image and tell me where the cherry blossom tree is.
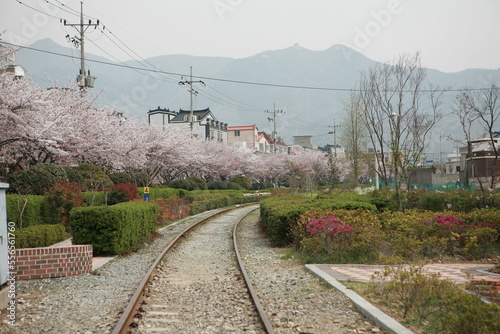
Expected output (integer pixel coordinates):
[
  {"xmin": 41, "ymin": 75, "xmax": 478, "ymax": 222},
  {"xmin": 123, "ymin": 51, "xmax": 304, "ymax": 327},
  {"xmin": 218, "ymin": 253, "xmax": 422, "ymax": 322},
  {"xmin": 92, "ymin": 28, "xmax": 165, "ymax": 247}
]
[{"xmin": 1, "ymin": 45, "xmax": 343, "ymax": 190}]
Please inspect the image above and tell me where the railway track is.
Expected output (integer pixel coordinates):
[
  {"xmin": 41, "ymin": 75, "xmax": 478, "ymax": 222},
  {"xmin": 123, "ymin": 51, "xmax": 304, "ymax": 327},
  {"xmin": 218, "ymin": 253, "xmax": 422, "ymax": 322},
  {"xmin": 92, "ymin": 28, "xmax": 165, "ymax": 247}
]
[{"xmin": 112, "ymin": 204, "xmax": 273, "ymax": 333}]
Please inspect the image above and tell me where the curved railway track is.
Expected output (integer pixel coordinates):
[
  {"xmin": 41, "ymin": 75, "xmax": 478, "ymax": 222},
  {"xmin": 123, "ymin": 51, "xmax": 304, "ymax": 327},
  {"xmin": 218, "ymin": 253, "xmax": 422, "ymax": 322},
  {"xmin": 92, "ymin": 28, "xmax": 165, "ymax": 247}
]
[{"xmin": 112, "ymin": 204, "xmax": 273, "ymax": 334}]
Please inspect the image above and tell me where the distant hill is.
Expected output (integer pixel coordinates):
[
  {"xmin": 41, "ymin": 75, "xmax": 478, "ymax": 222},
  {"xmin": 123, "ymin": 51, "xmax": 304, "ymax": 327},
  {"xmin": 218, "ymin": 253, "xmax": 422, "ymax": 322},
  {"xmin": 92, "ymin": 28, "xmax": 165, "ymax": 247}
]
[{"xmin": 16, "ymin": 38, "xmax": 500, "ymax": 154}]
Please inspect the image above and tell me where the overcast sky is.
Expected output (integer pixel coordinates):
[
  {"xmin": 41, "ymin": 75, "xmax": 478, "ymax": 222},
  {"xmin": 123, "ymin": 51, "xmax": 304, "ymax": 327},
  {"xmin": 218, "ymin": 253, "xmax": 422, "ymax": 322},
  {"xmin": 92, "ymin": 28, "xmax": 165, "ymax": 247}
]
[{"xmin": 2, "ymin": 0, "xmax": 500, "ymax": 73}]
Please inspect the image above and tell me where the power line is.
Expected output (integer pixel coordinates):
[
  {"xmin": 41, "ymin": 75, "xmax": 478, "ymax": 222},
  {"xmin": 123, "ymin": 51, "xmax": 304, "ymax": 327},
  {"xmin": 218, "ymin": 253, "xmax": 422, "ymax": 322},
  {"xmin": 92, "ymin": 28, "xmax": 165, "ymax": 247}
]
[
  {"xmin": 3, "ymin": 41, "xmax": 499, "ymax": 93},
  {"xmin": 10, "ymin": 1, "xmax": 269, "ymax": 113},
  {"xmin": 13, "ymin": 0, "xmax": 62, "ymax": 19}
]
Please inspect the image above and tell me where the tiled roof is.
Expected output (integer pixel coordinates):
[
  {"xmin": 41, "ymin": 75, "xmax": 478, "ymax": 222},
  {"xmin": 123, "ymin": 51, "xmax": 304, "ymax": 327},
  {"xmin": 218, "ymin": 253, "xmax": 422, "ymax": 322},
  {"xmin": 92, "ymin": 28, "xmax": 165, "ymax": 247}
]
[
  {"xmin": 228, "ymin": 125, "xmax": 258, "ymax": 131},
  {"xmin": 170, "ymin": 108, "xmax": 213, "ymax": 122}
]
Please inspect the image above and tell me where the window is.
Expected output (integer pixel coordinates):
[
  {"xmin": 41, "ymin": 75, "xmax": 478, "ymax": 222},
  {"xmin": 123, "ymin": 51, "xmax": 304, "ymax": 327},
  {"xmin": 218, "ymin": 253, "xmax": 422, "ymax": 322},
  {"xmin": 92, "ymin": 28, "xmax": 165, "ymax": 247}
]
[{"xmin": 234, "ymin": 130, "xmax": 241, "ymax": 136}]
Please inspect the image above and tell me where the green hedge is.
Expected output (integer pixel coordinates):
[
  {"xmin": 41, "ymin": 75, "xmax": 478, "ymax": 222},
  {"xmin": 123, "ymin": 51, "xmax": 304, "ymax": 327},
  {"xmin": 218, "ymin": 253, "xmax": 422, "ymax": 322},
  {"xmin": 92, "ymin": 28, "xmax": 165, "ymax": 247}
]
[
  {"xmin": 70, "ymin": 201, "xmax": 158, "ymax": 255},
  {"xmin": 14, "ymin": 224, "xmax": 66, "ymax": 248},
  {"xmin": 260, "ymin": 194, "xmax": 377, "ymax": 246},
  {"xmin": 6, "ymin": 194, "xmax": 48, "ymax": 228},
  {"xmin": 83, "ymin": 191, "xmax": 106, "ymax": 206},
  {"xmin": 138, "ymin": 187, "xmax": 184, "ymax": 200},
  {"xmin": 189, "ymin": 193, "xmax": 265, "ymax": 215}
]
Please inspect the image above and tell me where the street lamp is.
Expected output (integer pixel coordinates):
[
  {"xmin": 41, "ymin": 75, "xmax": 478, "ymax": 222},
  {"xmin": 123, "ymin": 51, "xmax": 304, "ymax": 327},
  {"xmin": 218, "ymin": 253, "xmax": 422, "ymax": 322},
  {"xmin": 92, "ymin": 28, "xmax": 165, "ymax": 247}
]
[{"xmin": 374, "ymin": 112, "xmax": 397, "ymax": 190}]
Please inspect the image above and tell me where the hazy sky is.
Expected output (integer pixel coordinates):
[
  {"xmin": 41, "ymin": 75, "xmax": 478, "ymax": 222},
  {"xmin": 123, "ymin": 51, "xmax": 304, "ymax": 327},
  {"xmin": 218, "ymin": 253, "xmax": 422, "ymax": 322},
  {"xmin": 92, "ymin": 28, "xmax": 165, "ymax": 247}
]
[{"xmin": 2, "ymin": 0, "xmax": 500, "ymax": 73}]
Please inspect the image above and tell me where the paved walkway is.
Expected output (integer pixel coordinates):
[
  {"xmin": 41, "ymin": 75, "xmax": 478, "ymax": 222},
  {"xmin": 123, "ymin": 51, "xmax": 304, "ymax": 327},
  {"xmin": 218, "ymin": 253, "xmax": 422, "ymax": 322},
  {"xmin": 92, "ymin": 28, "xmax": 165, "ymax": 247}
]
[
  {"xmin": 307, "ymin": 263, "xmax": 500, "ymax": 334},
  {"xmin": 311, "ymin": 263, "xmax": 500, "ymax": 283},
  {"xmin": 52, "ymin": 239, "xmax": 115, "ymax": 271}
]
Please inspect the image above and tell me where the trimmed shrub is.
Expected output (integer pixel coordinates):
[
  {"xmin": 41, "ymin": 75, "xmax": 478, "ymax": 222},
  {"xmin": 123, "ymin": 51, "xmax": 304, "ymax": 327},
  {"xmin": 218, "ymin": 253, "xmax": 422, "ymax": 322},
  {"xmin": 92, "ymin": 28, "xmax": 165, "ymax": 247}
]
[
  {"xmin": 154, "ymin": 196, "xmax": 191, "ymax": 224},
  {"xmin": 260, "ymin": 194, "xmax": 376, "ymax": 246},
  {"xmin": 138, "ymin": 187, "xmax": 182, "ymax": 200},
  {"xmin": 74, "ymin": 164, "xmax": 113, "ymax": 191},
  {"xmin": 83, "ymin": 191, "xmax": 105, "ymax": 206},
  {"xmin": 8, "ymin": 168, "xmax": 55, "ymax": 195},
  {"xmin": 168, "ymin": 179, "xmax": 198, "ymax": 191},
  {"xmin": 32, "ymin": 163, "xmax": 68, "ymax": 180},
  {"xmin": 44, "ymin": 180, "xmax": 84, "ymax": 226},
  {"xmin": 377, "ymin": 210, "xmax": 500, "ymax": 260},
  {"xmin": 404, "ymin": 189, "xmax": 500, "ymax": 212},
  {"xmin": 294, "ymin": 209, "xmax": 383, "ymax": 263},
  {"xmin": 207, "ymin": 180, "xmax": 228, "ymax": 190},
  {"xmin": 369, "ymin": 188, "xmax": 398, "ymax": 211},
  {"xmin": 107, "ymin": 183, "xmax": 139, "ymax": 205},
  {"xmin": 188, "ymin": 176, "xmax": 207, "ymax": 190},
  {"xmin": 109, "ymin": 172, "xmax": 132, "ymax": 185},
  {"xmin": 70, "ymin": 201, "xmax": 158, "ymax": 255},
  {"xmin": 230, "ymin": 175, "xmax": 252, "ymax": 190},
  {"xmin": 14, "ymin": 224, "xmax": 66, "ymax": 248},
  {"xmin": 63, "ymin": 166, "xmax": 85, "ymax": 186},
  {"xmin": 228, "ymin": 182, "xmax": 243, "ymax": 190},
  {"xmin": 6, "ymin": 194, "xmax": 47, "ymax": 228}
]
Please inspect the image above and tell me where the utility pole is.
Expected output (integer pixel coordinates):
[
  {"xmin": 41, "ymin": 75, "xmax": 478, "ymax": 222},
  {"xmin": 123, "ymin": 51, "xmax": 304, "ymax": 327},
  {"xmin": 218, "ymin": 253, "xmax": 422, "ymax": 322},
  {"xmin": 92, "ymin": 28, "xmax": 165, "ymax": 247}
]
[
  {"xmin": 63, "ymin": 1, "xmax": 98, "ymax": 90},
  {"xmin": 179, "ymin": 66, "xmax": 205, "ymax": 138},
  {"xmin": 265, "ymin": 103, "xmax": 284, "ymax": 153},
  {"xmin": 328, "ymin": 119, "xmax": 341, "ymax": 157}
]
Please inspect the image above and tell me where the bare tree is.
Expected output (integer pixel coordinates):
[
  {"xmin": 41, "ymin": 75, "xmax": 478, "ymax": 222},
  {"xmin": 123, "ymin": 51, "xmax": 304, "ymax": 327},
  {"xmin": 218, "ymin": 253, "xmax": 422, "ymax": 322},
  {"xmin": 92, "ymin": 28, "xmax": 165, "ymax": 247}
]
[
  {"xmin": 339, "ymin": 91, "xmax": 368, "ymax": 187},
  {"xmin": 359, "ymin": 52, "xmax": 442, "ymax": 211},
  {"xmin": 456, "ymin": 84, "xmax": 500, "ymax": 190}
]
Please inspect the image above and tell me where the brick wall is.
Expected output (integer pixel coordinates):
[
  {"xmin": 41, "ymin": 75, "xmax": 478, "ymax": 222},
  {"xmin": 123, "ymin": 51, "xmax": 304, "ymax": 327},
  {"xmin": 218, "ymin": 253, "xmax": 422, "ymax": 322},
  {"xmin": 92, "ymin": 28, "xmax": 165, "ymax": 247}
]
[
  {"xmin": 470, "ymin": 279, "xmax": 500, "ymax": 303},
  {"xmin": 14, "ymin": 245, "xmax": 93, "ymax": 280}
]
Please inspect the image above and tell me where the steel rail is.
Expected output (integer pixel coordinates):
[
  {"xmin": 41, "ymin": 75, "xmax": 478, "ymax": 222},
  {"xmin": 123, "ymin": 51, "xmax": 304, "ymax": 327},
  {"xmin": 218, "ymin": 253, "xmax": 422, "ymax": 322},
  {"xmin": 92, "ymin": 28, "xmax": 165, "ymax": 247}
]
[
  {"xmin": 233, "ymin": 208, "xmax": 276, "ymax": 334},
  {"xmin": 112, "ymin": 205, "xmax": 254, "ymax": 334}
]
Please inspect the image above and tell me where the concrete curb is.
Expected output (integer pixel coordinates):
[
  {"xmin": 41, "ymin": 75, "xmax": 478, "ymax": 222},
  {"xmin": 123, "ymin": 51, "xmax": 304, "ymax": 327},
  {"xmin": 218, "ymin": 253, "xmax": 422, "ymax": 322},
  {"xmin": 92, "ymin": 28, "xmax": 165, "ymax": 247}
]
[
  {"xmin": 92, "ymin": 256, "xmax": 116, "ymax": 271},
  {"xmin": 305, "ymin": 264, "xmax": 414, "ymax": 334}
]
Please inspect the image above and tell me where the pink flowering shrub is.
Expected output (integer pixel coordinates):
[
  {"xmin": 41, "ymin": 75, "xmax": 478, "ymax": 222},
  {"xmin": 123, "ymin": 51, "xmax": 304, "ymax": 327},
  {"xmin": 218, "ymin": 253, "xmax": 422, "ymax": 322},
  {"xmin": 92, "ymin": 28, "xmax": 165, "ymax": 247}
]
[
  {"xmin": 294, "ymin": 209, "xmax": 382, "ymax": 263},
  {"xmin": 306, "ymin": 216, "xmax": 354, "ymax": 236},
  {"xmin": 304, "ymin": 216, "xmax": 355, "ymax": 260},
  {"xmin": 410, "ymin": 213, "xmax": 498, "ymax": 260}
]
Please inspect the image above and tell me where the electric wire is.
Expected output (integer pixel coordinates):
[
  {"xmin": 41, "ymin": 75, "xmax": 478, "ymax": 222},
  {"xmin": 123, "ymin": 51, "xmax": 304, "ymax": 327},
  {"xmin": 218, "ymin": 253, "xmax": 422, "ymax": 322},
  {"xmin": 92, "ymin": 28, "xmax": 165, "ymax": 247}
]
[
  {"xmin": 13, "ymin": 0, "xmax": 62, "ymax": 19},
  {"xmin": 6, "ymin": 41, "xmax": 496, "ymax": 94},
  {"xmin": 10, "ymin": 0, "xmax": 267, "ymax": 112}
]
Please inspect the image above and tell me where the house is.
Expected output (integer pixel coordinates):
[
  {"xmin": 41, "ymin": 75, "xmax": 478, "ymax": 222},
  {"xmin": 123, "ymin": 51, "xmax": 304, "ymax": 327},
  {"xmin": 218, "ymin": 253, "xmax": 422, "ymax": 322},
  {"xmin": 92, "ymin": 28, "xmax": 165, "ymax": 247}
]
[
  {"xmin": 0, "ymin": 47, "xmax": 26, "ymax": 78},
  {"xmin": 148, "ymin": 107, "xmax": 228, "ymax": 143},
  {"xmin": 275, "ymin": 139, "xmax": 288, "ymax": 154},
  {"xmin": 227, "ymin": 125, "xmax": 259, "ymax": 150},
  {"xmin": 463, "ymin": 135, "xmax": 500, "ymax": 187},
  {"xmin": 293, "ymin": 135, "xmax": 317, "ymax": 150},
  {"xmin": 147, "ymin": 107, "xmax": 177, "ymax": 129},
  {"xmin": 318, "ymin": 144, "xmax": 345, "ymax": 158},
  {"xmin": 257, "ymin": 132, "xmax": 273, "ymax": 153}
]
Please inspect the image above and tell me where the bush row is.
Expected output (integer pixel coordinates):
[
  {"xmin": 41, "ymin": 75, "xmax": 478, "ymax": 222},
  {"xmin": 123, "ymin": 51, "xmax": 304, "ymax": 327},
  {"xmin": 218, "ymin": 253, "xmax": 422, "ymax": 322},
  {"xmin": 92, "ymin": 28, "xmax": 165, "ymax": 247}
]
[
  {"xmin": 7, "ymin": 163, "xmax": 152, "ymax": 196},
  {"xmin": 294, "ymin": 207, "xmax": 500, "ymax": 263},
  {"xmin": 260, "ymin": 194, "xmax": 377, "ymax": 246},
  {"xmin": 70, "ymin": 201, "xmax": 158, "ymax": 256},
  {"xmin": 189, "ymin": 193, "xmax": 266, "ymax": 215},
  {"xmin": 370, "ymin": 188, "xmax": 500, "ymax": 212},
  {"xmin": 14, "ymin": 224, "xmax": 67, "ymax": 248},
  {"xmin": 137, "ymin": 187, "xmax": 185, "ymax": 200},
  {"xmin": 7, "ymin": 194, "xmax": 48, "ymax": 228}
]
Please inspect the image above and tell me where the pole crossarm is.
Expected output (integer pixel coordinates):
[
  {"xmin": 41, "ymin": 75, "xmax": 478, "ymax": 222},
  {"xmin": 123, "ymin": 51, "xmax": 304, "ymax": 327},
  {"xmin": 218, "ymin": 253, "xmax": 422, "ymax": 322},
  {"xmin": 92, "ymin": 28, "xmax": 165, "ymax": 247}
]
[
  {"xmin": 265, "ymin": 103, "xmax": 284, "ymax": 153},
  {"xmin": 63, "ymin": 1, "xmax": 99, "ymax": 89},
  {"xmin": 179, "ymin": 66, "xmax": 205, "ymax": 138}
]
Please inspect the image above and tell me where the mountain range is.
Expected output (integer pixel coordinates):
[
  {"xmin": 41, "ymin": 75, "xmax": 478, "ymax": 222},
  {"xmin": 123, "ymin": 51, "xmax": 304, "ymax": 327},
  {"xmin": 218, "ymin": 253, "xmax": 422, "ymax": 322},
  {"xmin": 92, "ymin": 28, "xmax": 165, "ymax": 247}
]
[{"xmin": 16, "ymin": 38, "xmax": 500, "ymax": 156}]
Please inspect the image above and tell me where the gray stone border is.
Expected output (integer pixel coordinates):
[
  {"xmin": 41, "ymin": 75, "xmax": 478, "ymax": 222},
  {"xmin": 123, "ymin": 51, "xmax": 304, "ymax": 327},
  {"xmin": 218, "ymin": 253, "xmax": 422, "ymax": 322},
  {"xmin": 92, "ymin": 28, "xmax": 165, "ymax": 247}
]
[{"xmin": 305, "ymin": 264, "xmax": 414, "ymax": 334}]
